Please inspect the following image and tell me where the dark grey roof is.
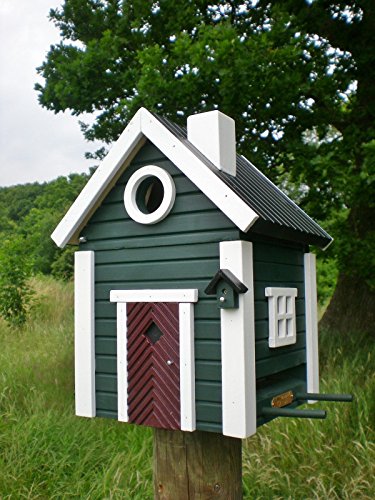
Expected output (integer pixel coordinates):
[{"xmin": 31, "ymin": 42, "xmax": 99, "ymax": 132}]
[{"xmin": 153, "ymin": 113, "xmax": 332, "ymax": 249}]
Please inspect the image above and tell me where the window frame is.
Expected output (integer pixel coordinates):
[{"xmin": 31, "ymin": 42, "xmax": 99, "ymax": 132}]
[{"xmin": 265, "ymin": 287, "xmax": 298, "ymax": 348}]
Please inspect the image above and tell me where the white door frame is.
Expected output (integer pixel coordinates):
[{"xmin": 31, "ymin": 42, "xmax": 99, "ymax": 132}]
[{"xmin": 110, "ymin": 289, "xmax": 198, "ymax": 431}]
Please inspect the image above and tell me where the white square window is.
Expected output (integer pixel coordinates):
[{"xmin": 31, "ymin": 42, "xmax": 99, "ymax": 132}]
[{"xmin": 265, "ymin": 287, "xmax": 298, "ymax": 348}]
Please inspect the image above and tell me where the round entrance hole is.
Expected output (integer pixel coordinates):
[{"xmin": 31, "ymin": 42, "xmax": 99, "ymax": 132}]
[
  {"xmin": 136, "ymin": 176, "xmax": 164, "ymax": 214},
  {"xmin": 124, "ymin": 165, "xmax": 176, "ymax": 225}
]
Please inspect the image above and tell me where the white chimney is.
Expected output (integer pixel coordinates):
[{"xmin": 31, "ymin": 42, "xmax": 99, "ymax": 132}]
[{"xmin": 187, "ymin": 110, "xmax": 236, "ymax": 176}]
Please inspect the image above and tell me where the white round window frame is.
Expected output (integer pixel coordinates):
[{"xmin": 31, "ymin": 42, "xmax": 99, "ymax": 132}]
[{"xmin": 124, "ymin": 165, "xmax": 176, "ymax": 225}]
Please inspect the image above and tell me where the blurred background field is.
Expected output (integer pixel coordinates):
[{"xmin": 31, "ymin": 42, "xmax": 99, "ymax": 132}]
[{"xmin": 0, "ymin": 277, "xmax": 373, "ymax": 499}]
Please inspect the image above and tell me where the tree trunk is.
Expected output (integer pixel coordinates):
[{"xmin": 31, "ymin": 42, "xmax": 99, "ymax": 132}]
[
  {"xmin": 319, "ymin": 273, "xmax": 375, "ymax": 335},
  {"xmin": 153, "ymin": 429, "xmax": 242, "ymax": 499}
]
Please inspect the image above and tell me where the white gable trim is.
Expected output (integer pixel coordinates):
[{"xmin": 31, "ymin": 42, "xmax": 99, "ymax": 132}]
[{"xmin": 51, "ymin": 108, "xmax": 258, "ymax": 248}]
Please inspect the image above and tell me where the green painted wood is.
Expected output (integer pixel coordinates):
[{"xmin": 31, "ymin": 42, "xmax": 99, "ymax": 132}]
[
  {"xmin": 94, "ymin": 242, "xmax": 219, "ymax": 265},
  {"xmin": 254, "ymin": 261, "xmax": 304, "ymax": 282},
  {"xmin": 195, "ymin": 341, "xmax": 221, "ymax": 361},
  {"xmin": 196, "ymin": 422, "xmax": 222, "ymax": 433},
  {"xmin": 194, "ymin": 321, "xmax": 220, "ymax": 340},
  {"xmin": 95, "ymin": 259, "xmax": 218, "ymax": 283},
  {"xmin": 255, "ymin": 334, "xmax": 306, "ymax": 361},
  {"xmin": 83, "ymin": 229, "xmax": 238, "ymax": 251},
  {"xmin": 131, "ymin": 141, "xmax": 169, "ymax": 164},
  {"xmin": 95, "ymin": 319, "xmax": 116, "ymax": 336},
  {"xmin": 96, "ymin": 356, "xmax": 117, "ymax": 374},
  {"xmin": 96, "ymin": 410, "xmax": 117, "ymax": 419},
  {"xmin": 256, "ymin": 349, "xmax": 306, "ymax": 378},
  {"xmin": 196, "ymin": 381, "xmax": 222, "ymax": 403},
  {"xmin": 253, "ymin": 242, "xmax": 304, "ymax": 265},
  {"xmin": 195, "ymin": 361, "xmax": 221, "ymax": 380},
  {"xmin": 95, "ymin": 337, "xmax": 116, "ymax": 355},
  {"xmin": 96, "ymin": 374, "xmax": 117, "ymax": 393},
  {"xmin": 196, "ymin": 402, "xmax": 222, "ymax": 423},
  {"xmin": 95, "ymin": 302, "xmax": 116, "ymax": 319},
  {"xmin": 96, "ymin": 391, "xmax": 117, "ymax": 411},
  {"xmin": 252, "ymin": 237, "xmax": 308, "ymax": 427},
  {"xmin": 85, "ymin": 211, "xmax": 234, "ymax": 241}
]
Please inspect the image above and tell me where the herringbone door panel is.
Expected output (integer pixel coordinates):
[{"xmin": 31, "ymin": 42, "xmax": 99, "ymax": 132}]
[{"xmin": 127, "ymin": 302, "xmax": 180, "ymax": 429}]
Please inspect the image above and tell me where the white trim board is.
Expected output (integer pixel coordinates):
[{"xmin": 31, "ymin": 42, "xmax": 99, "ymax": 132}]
[
  {"xmin": 51, "ymin": 107, "xmax": 259, "ymax": 248},
  {"xmin": 74, "ymin": 251, "xmax": 96, "ymax": 418},
  {"xmin": 304, "ymin": 253, "xmax": 319, "ymax": 402},
  {"xmin": 113, "ymin": 289, "xmax": 197, "ymax": 432},
  {"xmin": 219, "ymin": 241, "xmax": 257, "ymax": 438},
  {"xmin": 110, "ymin": 288, "xmax": 198, "ymax": 304}
]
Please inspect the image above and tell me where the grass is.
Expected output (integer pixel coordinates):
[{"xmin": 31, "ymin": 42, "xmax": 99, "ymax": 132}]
[{"xmin": 0, "ymin": 277, "xmax": 374, "ymax": 498}]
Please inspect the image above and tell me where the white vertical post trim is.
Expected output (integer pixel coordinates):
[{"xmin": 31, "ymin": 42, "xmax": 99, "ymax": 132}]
[
  {"xmin": 117, "ymin": 302, "xmax": 128, "ymax": 422},
  {"xmin": 74, "ymin": 251, "xmax": 96, "ymax": 417},
  {"xmin": 179, "ymin": 302, "xmax": 196, "ymax": 432},
  {"xmin": 304, "ymin": 253, "xmax": 319, "ymax": 402},
  {"xmin": 220, "ymin": 241, "xmax": 257, "ymax": 438}
]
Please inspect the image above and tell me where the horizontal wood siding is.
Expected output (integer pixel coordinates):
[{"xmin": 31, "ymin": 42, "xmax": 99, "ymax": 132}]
[
  {"xmin": 81, "ymin": 141, "xmax": 239, "ymax": 431},
  {"xmin": 252, "ymin": 240, "xmax": 307, "ymax": 426}
]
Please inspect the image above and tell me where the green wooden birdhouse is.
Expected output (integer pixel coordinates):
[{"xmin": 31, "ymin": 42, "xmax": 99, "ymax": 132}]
[{"xmin": 52, "ymin": 107, "xmax": 351, "ymax": 439}]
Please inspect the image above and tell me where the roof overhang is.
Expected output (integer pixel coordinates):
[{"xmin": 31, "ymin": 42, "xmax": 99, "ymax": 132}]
[{"xmin": 51, "ymin": 107, "xmax": 259, "ymax": 248}]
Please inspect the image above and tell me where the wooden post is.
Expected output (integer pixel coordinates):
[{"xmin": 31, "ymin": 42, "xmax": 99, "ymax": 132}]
[{"xmin": 153, "ymin": 429, "xmax": 242, "ymax": 499}]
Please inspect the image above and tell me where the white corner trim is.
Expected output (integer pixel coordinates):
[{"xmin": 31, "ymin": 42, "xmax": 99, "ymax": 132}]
[
  {"xmin": 304, "ymin": 253, "xmax": 319, "ymax": 402},
  {"xmin": 52, "ymin": 107, "xmax": 259, "ymax": 248},
  {"xmin": 117, "ymin": 302, "xmax": 128, "ymax": 422},
  {"xmin": 124, "ymin": 165, "xmax": 176, "ymax": 224},
  {"xmin": 265, "ymin": 287, "xmax": 298, "ymax": 349},
  {"xmin": 114, "ymin": 290, "xmax": 196, "ymax": 431},
  {"xmin": 110, "ymin": 289, "xmax": 198, "ymax": 303},
  {"xmin": 140, "ymin": 109, "xmax": 258, "ymax": 232},
  {"xmin": 74, "ymin": 251, "xmax": 96, "ymax": 418},
  {"xmin": 219, "ymin": 241, "xmax": 256, "ymax": 438},
  {"xmin": 179, "ymin": 302, "xmax": 196, "ymax": 432}
]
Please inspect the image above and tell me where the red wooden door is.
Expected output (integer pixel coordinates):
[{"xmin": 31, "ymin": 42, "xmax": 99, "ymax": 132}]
[{"xmin": 126, "ymin": 302, "xmax": 180, "ymax": 430}]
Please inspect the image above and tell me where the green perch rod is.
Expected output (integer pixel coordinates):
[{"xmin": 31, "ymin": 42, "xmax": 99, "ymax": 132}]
[
  {"xmin": 261, "ymin": 407, "xmax": 327, "ymax": 419},
  {"xmin": 295, "ymin": 393, "xmax": 353, "ymax": 402}
]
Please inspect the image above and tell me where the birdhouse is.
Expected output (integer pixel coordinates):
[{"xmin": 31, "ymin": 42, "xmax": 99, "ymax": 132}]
[
  {"xmin": 205, "ymin": 269, "xmax": 248, "ymax": 309},
  {"xmin": 52, "ymin": 108, "xmax": 351, "ymax": 439}
]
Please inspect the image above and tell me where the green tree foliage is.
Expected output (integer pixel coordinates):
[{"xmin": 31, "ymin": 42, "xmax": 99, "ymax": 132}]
[
  {"xmin": 35, "ymin": 1, "xmax": 374, "ymax": 331},
  {"xmin": 0, "ymin": 237, "xmax": 34, "ymax": 327},
  {"xmin": 0, "ymin": 173, "xmax": 87, "ymax": 281}
]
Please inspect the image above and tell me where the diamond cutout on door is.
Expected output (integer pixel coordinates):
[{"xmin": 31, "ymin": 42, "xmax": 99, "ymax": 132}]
[{"xmin": 144, "ymin": 322, "xmax": 164, "ymax": 345}]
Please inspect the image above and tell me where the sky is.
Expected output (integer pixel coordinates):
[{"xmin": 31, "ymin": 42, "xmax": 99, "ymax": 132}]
[{"xmin": 0, "ymin": 0, "xmax": 103, "ymax": 188}]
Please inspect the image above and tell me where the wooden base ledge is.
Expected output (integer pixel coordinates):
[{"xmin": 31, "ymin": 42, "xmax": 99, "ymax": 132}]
[{"xmin": 153, "ymin": 429, "xmax": 242, "ymax": 499}]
